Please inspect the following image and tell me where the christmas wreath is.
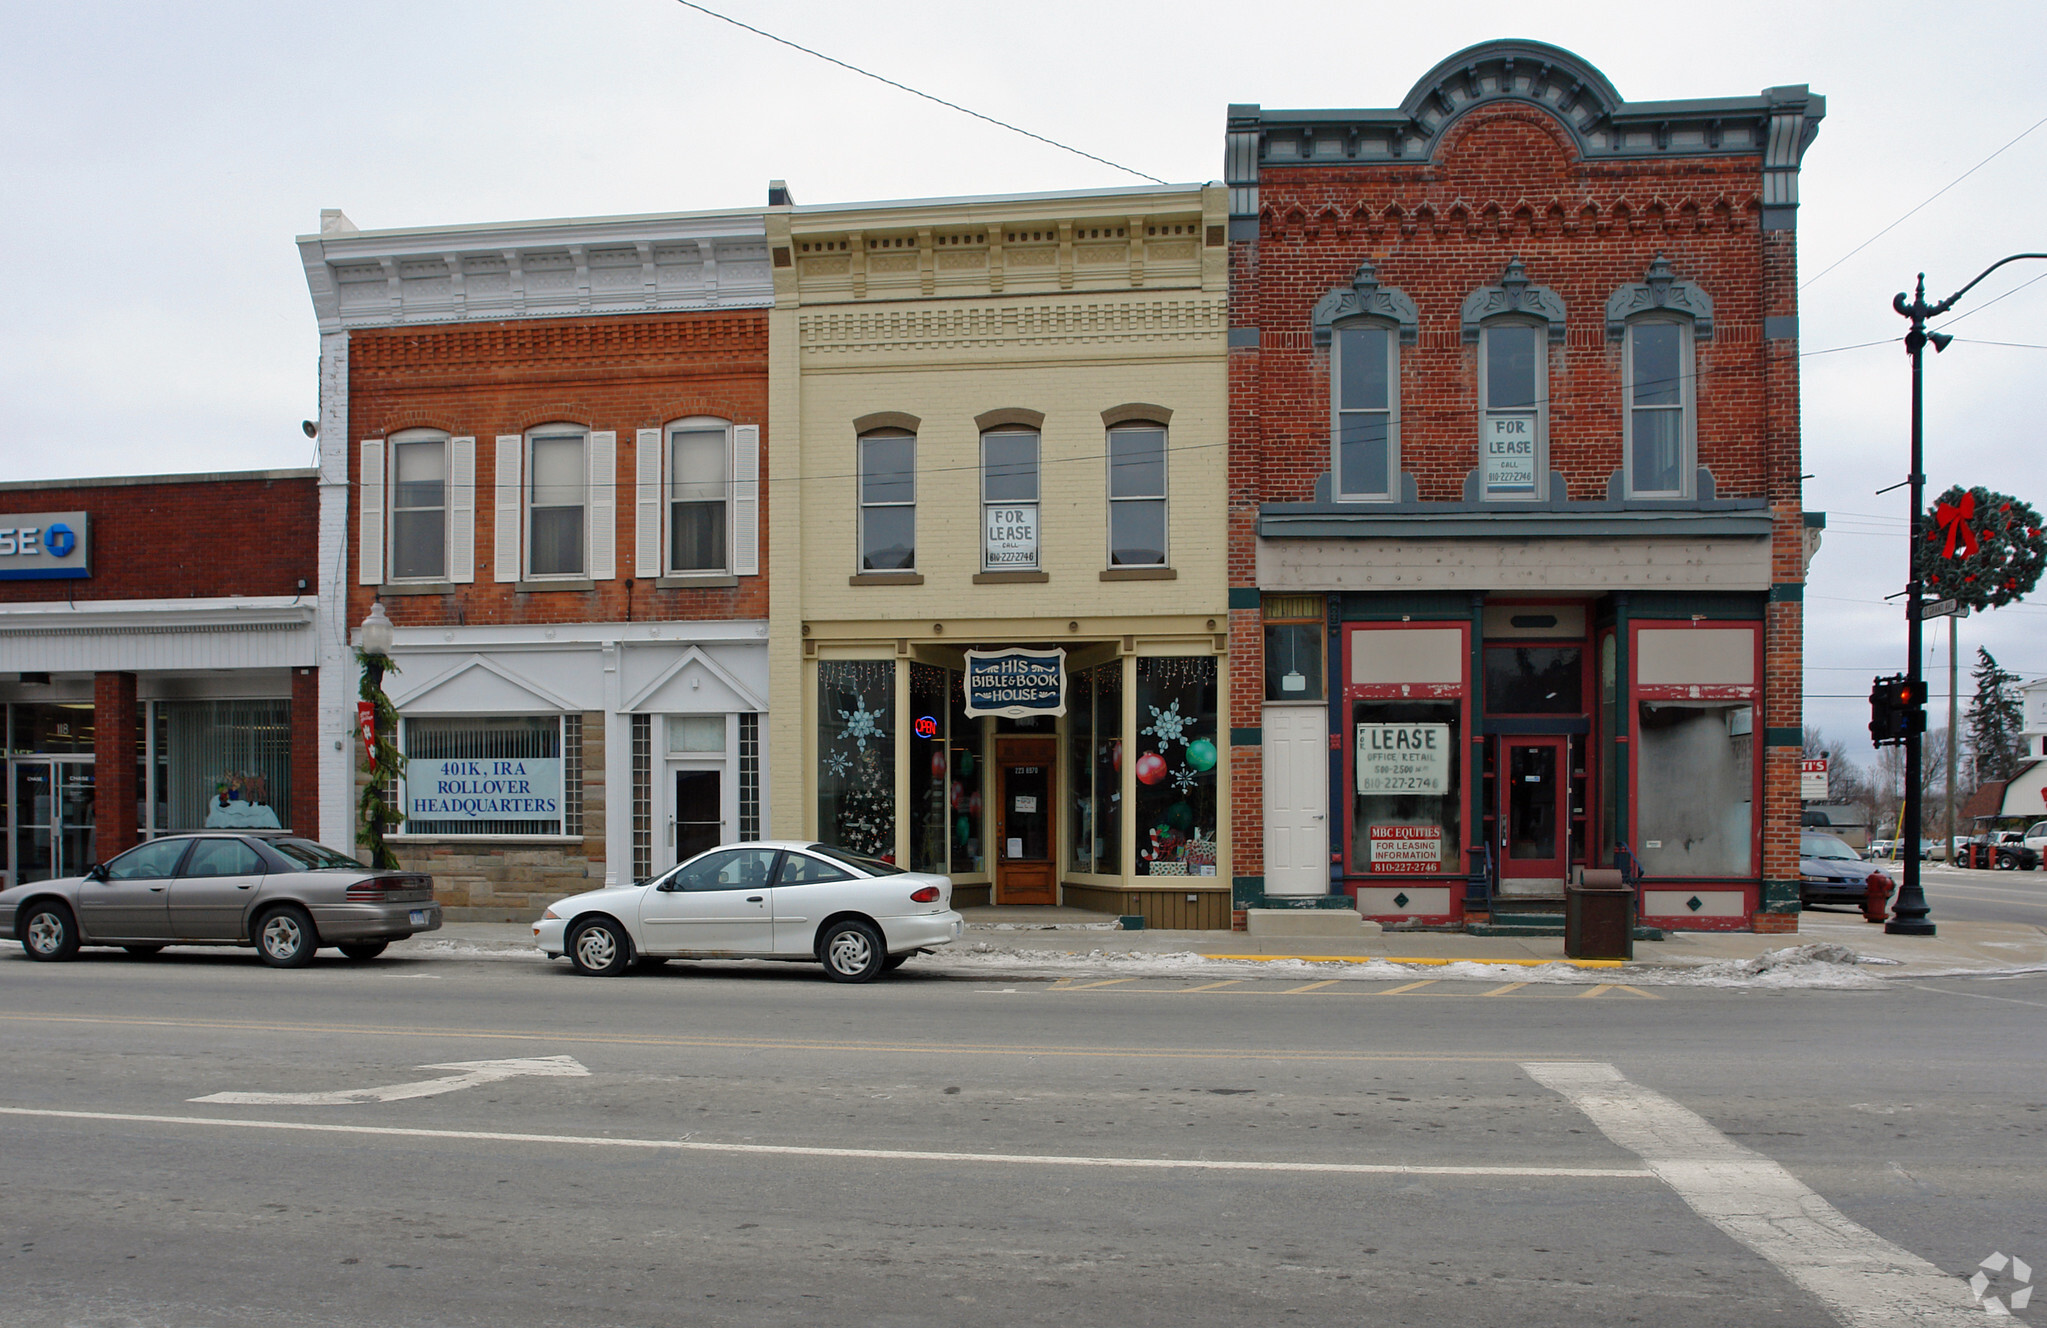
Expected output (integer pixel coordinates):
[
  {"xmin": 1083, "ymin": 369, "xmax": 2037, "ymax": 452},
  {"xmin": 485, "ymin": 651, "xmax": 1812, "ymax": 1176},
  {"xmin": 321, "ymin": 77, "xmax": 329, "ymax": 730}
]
[{"xmin": 1916, "ymin": 484, "xmax": 2045, "ymax": 610}]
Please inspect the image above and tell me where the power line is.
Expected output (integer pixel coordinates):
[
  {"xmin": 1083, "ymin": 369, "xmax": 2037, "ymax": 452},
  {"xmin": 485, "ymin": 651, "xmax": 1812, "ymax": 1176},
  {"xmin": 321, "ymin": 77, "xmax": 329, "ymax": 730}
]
[
  {"xmin": 667, "ymin": 0, "xmax": 1167, "ymax": 185},
  {"xmin": 1800, "ymin": 112, "xmax": 2047, "ymax": 292}
]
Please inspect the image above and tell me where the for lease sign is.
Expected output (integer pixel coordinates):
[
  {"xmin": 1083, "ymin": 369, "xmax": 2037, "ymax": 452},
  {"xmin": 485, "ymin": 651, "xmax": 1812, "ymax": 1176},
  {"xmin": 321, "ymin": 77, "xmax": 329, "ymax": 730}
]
[
  {"xmin": 1356, "ymin": 722, "xmax": 1451, "ymax": 795},
  {"xmin": 408, "ymin": 758, "xmax": 562, "ymax": 822},
  {"xmin": 983, "ymin": 505, "xmax": 1038, "ymax": 568},
  {"xmin": 1369, "ymin": 824, "xmax": 1442, "ymax": 873},
  {"xmin": 1483, "ymin": 415, "xmax": 1537, "ymax": 494}
]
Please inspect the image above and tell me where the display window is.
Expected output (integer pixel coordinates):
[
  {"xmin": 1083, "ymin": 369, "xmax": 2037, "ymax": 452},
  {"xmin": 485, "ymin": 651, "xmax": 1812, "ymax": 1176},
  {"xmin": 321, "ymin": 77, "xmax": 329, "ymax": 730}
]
[
  {"xmin": 1341, "ymin": 623, "xmax": 1471, "ymax": 879},
  {"xmin": 1628, "ymin": 623, "xmax": 1762, "ymax": 880},
  {"xmin": 1132, "ymin": 656, "xmax": 1217, "ymax": 876}
]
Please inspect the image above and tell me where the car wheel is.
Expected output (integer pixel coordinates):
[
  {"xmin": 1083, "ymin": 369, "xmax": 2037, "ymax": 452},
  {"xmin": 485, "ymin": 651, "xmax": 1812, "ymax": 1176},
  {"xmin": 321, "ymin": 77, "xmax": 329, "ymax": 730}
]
[
  {"xmin": 256, "ymin": 905, "xmax": 319, "ymax": 968},
  {"xmin": 338, "ymin": 941, "xmax": 388, "ymax": 961},
  {"xmin": 819, "ymin": 919, "xmax": 886, "ymax": 983},
  {"xmin": 19, "ymin": 903, "xmax": 79, "ymax": 962},
  {"xmin": 1995, "ymin": 853, "xmax": 2017, "ymax": 871},
  {"xmin": 568, "ymin": 917, "xmax": 632, "ymax": 976},
  {"xmin": 122, "ymin": 945, "xmax": 163, "ymax": 957}
]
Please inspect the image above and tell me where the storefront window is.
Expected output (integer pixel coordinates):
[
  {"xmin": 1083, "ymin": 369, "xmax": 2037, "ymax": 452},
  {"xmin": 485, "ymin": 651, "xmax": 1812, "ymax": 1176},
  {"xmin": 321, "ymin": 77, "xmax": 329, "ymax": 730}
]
[
  {"xmin": 910, "ymin": 663, "xmax": 948, "ymax": 873},
  {"xmin": 1067, "ymin": 666, "xmax": 1093, "ymax": 872},
  {"xmin": 948, "ymin": 670, "xmax": 982, "ymax": 873},
  {"xmin": 159, "ymin": 700, "xmax": 292, "ymax": 832},
  {"xmin": 1483, "ymin": 646, "xmax": 1582, "ymax": 715},
  {"xmin": 1133, "ymin": 657, "xmax": 1218, "ymax": 876},
  {"xmin": 402, "ymin": 716, "xmax": 562, "ymax": 836},
  {"xmin": 10, "ymin": 702, "xmax": 95, "ymax": 754},
  {"xmin": 818, "ymin": 660, "xmax": 895, "ymax": 860},
  {"xmin": 1351, "ymin": 700, "xmax": 1462, "ymax": 875},
  {"xmin": 1635, "ymin": 703, "xmax": 1754, "ymax": 877},
  {"xmin": 1093, "ymin": 663, "xmax": 1122, "ymax": 875}
]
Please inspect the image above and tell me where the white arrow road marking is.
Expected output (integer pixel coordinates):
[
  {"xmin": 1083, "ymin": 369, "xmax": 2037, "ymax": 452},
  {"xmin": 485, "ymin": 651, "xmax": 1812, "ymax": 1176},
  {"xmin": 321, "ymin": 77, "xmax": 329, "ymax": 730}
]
[
  {"xmin": 188, "ymin": 1055, "xmax": 590, "ymax": 1106},
  {"xmin": 1524, "ymin": 1061, "xmax": 1979, "ymax": 1327}
]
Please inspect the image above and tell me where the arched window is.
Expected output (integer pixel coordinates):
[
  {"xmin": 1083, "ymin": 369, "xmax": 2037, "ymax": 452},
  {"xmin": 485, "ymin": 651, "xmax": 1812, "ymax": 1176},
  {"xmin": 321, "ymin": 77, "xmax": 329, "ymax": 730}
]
[
  {"xmin": 1331, "ymin": 323, "xmax": 1398, "ymax": 500},
  {"xmin": 666, "ymin": 417, "xmax": 730, "ymax": 573},
  {"xmin": 388, "ymin": 428, "xmax": 449, "ymax": 580},
  {"xmin": 858, "ymin": 428, "xmax": 916, "ymax": 571},
  {"xmin": 981, "ymin": 427, "xmax": 1040, "ymax": 570},
  {"xmin": 1478, "ymin": 320, "xmax": 1545, "ymax": 500},
  {"xmin": 1624, "ymin": 318, "xmax": 1694, "ymax": 498},
  {"xmin": 1107, "ymin": 422, "xmax": 1168, "ymax": 567},
  {"xmin": 526, "ymin": 423, "xmax": 588, "ymax": 578}
]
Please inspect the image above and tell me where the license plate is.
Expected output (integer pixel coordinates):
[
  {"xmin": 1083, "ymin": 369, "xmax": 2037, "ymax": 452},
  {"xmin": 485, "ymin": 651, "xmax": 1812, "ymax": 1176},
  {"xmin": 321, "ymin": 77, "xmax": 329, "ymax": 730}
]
[{"xmin": 409, "ymin": 910, "xmax": 428, "ymax": 926}]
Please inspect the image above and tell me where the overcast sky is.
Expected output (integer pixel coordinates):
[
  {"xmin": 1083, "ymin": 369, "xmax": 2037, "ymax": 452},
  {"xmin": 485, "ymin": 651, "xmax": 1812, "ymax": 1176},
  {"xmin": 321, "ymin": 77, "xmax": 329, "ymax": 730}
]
[{"xmin": 3, "ymin": 0, "xmax": 2042, "ymax": 764}]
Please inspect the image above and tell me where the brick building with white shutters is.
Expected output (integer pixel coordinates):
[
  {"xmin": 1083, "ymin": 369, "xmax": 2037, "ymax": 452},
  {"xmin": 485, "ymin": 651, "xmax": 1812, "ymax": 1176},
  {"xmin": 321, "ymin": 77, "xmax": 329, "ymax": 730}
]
[{"xmin": 299, "ymin": 204, "xmax": 772, "ymax": 918}]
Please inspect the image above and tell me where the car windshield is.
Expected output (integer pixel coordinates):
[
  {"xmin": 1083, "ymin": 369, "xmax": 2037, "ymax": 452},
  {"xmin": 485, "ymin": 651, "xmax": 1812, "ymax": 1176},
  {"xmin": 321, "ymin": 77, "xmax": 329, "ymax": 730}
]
[
  {"xmin": 1800, "ymin": 835, "xmax": 1861, "ymax": 862},
  {"xmin": 268, "ymin": 838, "xmax": 370, "ymax": 871},
  {"xmin": 806, "ymin": 844, "xmax": 905, "ymax": 877}
]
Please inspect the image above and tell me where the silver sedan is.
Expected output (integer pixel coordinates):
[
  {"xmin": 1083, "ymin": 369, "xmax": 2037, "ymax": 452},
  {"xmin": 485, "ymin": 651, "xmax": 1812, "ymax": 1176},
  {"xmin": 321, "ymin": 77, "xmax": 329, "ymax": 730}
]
[{"xmin": 1, "ymin": 834, "xmax": 441, "ymax": 968}]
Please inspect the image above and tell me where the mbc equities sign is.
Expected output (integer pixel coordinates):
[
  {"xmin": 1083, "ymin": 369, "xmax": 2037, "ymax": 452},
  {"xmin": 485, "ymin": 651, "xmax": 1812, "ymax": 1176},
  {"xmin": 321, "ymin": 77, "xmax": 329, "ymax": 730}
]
[
  {"xmin": 407, "ymin": 758, "xmax": 563, "ymax": 823},
  {"xmin": 0, "ymin": 511, "xmax": 90, "ymax": 580},
  {"xmin": 964, "ymin": 648, "xmax": 1066, "ymax": 719}
]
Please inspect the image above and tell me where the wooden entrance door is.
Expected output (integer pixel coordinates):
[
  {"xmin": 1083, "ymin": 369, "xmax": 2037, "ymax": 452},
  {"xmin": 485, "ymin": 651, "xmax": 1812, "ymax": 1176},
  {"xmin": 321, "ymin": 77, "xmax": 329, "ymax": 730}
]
[
  {"xmin": 995, "ymin": 739, "xmax": 1056, "ymax": 905},
  {"xmin": 1497, "ymin": 737, "xmax": 1568, "ymax": 894}
]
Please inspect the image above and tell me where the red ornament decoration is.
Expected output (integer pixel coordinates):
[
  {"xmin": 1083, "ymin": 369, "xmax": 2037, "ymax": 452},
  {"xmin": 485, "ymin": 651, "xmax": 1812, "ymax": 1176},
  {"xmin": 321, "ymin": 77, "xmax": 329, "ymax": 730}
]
[
  {"xmin": 1932, "ymin": 491, "xmax": 1979, "ymax": 558},
  {"xmin": 1135, "ymin": 751, "xmax": 1168, "ymax": 785}
]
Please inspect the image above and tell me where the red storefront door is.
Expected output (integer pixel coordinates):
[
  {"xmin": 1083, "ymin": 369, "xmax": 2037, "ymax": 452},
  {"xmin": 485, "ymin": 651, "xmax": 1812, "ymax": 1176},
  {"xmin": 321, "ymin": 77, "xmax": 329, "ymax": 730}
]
[{"xmin": 1498, "ymin": 737, "xmax": 1568, "ymax": 893}]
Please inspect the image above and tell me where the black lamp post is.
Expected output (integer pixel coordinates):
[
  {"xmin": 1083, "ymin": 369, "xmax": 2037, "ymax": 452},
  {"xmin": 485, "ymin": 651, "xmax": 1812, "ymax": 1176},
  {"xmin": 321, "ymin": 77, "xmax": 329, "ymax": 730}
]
[
  {"xmin": 1886, "ymin": 253, "xmax": 2047, "ymax": 936},
  {"xmin": 359, "ymin": 601, "xmax": 397, "ymax": 866}
]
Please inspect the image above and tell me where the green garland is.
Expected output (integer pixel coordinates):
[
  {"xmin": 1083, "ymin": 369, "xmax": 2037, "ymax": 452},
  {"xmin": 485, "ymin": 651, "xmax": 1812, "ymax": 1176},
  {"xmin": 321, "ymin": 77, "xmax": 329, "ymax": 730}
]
[
  {"xmin": 356, "ymin": 648, "xmax": 407, "ymax": 869},
  {"xmin": 1916, "ymin": 484, "xmax": 2045, "ymax": 611}
]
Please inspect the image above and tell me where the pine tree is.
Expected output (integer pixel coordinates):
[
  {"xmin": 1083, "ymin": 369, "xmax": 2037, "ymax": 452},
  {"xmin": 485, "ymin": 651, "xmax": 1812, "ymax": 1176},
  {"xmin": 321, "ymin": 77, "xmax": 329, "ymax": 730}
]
[{"xmin": 1966, "ymin": 647, "xmax": 2026, "ymax": 788}]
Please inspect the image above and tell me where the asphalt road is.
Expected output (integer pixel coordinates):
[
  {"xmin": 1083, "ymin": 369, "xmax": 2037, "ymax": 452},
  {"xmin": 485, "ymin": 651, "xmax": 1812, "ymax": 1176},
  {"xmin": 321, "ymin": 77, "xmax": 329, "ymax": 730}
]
[
  {"xmin": 1807, "ymin": 861, "xmax": 2047, "ymax": 926},
  {"xmin": 2, "ymin": 946, "xmax": 2042, "ymax": 1327}
]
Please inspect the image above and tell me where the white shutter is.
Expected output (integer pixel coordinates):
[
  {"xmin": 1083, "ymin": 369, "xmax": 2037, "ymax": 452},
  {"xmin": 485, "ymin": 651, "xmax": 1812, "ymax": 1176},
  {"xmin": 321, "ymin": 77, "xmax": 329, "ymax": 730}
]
[
  {"xmin": 494, "ymin": 435, "xmax": 522, "ymax": 583},
  {"xmin": 449, "ymin": 436, "xmax": 476, "ymax": 584},
  {"xmin": 589, "ymin": 430, "xmax": 616, "ymax": 580},
  {"xmin": 731, "ymin": 423, "xmax": 760, "ymax": 577},
  {"xmin": 635, "ymin": 427, "xmax": 662, "ymax": 578},
  {"xmin": 357, "ymin": 440, "xmax": 385, "ymax": 585}
]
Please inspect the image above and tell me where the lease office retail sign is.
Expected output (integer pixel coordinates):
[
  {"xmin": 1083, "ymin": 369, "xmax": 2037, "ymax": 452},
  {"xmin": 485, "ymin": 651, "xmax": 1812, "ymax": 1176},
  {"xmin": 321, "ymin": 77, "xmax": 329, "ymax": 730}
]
[
  {"xmin": 408, "ymin": 758, "xmax": 562, "ymax": 822},
  {"xmin": 964, "ymin": 648, "xmax": 1066, "ymax": 718},
  {"xmin": 1355, "ymin": 723, "xmax": 1451, "ymax": 794}
]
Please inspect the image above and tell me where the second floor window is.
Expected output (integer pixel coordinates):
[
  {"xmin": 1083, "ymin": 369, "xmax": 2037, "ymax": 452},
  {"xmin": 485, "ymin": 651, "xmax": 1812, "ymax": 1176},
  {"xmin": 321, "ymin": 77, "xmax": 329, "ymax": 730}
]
[
  {"xmin": 1627, "ymin": 320, "xmax": 1691, "ymax": 497},
  {"xmin": 981, "ymin": 430, "xmax": 1039, "ymax": 570},
  {"xmin": 1480, "ymin": 322, "xmax": 1543, "ymax": 499},
  {"xmin": 1333, "ymin": 324, "xmax": 1396, "ymax": 499},
  {"xmin": 390, "ymin": 432, "xmax": 447, "ymax": 580},
  {"xmin": 669, "ymin": 424, "xmax": 728, "ymax": 572},
  {"xmin": 1108, "ymin": 424, "xmax": 1167, "ymax": 566},
  {"xmin": 859, "ymin": 430, "xmax": 916, "ymax": 570},
  {"xmin": 529, "ymin": 429, "xmax": 586, "ymax": 577}
]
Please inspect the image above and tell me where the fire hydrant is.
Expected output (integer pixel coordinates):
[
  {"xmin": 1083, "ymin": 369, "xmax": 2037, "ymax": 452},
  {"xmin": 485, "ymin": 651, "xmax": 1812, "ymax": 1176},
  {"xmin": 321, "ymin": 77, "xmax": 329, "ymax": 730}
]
[{"xmin": 1863, "ymin": 870, "xmax": 1895, "ymax": 923}]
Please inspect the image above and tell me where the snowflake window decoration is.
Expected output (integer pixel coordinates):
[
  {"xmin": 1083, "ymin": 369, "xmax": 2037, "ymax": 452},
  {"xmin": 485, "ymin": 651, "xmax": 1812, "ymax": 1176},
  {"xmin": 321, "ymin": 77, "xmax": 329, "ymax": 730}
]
[
  {"xmin": 1171, "ymin": 763, "xmax": 1201, "ymax": 793},
  {"xmin": 822, "ymin": 751, "xmax": 851, "ymax": 779},
  {"xmin": 838, "ymin": 697, "xmax": 887, "ymax": 751},
  {"xmin": 1142, "ymin": 699, "xmax": 1191, "ymax": 751}
]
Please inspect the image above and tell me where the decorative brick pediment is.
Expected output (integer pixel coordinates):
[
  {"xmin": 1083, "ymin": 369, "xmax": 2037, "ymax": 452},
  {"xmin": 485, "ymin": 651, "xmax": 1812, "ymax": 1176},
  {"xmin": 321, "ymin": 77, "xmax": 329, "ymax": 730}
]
[
  {"xmin": 1459, "ymin": 258, "xmax": 1566, "ymax": 343},
  {"xmin": 1606, "ymin": 254, "xmax": 1715, "ymax": 339},
  {"xmin": 1311, "ymin": 261, "xmax": 1418, "ymax": 346}
]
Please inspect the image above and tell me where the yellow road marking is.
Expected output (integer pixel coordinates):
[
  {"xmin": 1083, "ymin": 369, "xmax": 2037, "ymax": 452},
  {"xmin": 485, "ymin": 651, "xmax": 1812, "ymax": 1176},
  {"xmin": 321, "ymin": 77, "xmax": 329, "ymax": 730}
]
[
  {"xmin": 1578, "ymin": 984, "xmax": 1615, "ymax": 999},
  {"xmin": 1616, "ymin": 985, "xmax": 1663, "ymax": 1000},
  {"xmin": 1480, "ymin": 982, "xmax": 1527, "ymax": 997},
  {"xmin": 1202, "ymin": 955, "xmax": 1625, "ymax": 969},
  {"xmin": 1284, "ymin": 980, "xmax": 1342, "ymax": 994},
  {"xmin": 0, "ymin": 1013, "xmax": 1534, "ymax": 1064},
  {"xmin": 1062, "ymin": 977, "xmax": 1138, "ymax": 990},
  {"xmin": 1378, "ymin": 980, "xmax": 1438, "ymax": 995},
  {"xmin": 1177, "ymin": 980, "xmax": 1248, "ymax": 993}
]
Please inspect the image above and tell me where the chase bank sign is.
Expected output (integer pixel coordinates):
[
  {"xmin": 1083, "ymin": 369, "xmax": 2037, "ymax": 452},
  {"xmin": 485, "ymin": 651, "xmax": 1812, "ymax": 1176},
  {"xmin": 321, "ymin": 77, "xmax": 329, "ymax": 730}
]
[{"xmin": 0, "ymin": 511, "xmax": 90, "ymax": 580}]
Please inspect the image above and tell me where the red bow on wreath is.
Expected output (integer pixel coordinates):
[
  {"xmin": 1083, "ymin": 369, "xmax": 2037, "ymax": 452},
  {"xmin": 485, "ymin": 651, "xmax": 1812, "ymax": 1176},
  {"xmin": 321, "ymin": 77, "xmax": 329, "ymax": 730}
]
[{"xmin": 1933, "ymin": 492, "xmax": 1979, "ymax": 559}]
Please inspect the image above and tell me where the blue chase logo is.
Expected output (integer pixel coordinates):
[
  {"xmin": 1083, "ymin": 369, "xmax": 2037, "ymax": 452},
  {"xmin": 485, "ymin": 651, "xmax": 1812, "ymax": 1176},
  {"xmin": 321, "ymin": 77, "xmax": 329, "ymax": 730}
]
[{"xmin": 44, "ymin": 523, "xmax": 76, "ymax": 558}]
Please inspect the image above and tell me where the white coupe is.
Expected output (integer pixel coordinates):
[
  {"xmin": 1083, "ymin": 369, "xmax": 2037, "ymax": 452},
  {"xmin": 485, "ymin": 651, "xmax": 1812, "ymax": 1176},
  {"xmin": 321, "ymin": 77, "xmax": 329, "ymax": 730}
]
[{"xmin": 533, "ymin": 842, "xmax": 962, "ymax": 982}]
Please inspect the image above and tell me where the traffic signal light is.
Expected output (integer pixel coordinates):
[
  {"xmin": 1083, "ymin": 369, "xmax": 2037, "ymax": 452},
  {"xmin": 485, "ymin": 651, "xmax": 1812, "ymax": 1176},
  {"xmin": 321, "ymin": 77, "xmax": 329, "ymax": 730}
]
[{"xmin": 1868, "ymin": 674, "xmax": 1927, "ymax": 747}]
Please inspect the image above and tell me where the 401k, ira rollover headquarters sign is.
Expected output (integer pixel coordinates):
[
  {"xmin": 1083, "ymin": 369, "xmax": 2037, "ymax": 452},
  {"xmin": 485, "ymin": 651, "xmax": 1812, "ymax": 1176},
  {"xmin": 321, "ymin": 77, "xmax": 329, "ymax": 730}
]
[
  {"xmin": 964, "ymin": 648, "xmax": 1066, "ymax": 719},
  {"xmin": 408, "ymin": 758, "xmax": 562, "ymax": 823}
]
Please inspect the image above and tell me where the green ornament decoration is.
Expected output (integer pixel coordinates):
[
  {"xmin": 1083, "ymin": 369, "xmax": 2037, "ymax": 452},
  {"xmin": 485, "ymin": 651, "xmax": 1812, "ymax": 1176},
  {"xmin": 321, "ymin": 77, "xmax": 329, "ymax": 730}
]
[
  {"xmin": 1916, "ymin": 484, "xmax": 2045, "ymax": 611},
  {"xmin": 1184, "ymin": 737, "xmax": 1218, "ymax": 772}
]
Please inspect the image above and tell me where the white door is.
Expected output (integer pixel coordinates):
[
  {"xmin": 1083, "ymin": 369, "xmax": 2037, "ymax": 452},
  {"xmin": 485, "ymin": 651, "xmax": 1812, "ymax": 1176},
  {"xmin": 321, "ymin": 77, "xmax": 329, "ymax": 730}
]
[
  {"xmin": 1263, "ymin": 705, "xmax": 1329, "ymax": 895},
  {"xmin": 636, "ymin": 846, "xmax": 778, "ymax": 955}
]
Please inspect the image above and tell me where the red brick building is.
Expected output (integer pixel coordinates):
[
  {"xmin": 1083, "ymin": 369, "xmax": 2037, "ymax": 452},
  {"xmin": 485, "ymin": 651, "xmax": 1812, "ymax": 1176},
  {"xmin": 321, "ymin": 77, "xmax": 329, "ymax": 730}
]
[
  {"xmin": 1224, "ymin": 41, "xmax": 1824, "ymax": 933},
  {"xmin": 1, "ymin": 470, "xmax": 322, "ymax": 884},
  {"xmin": 299, "ymin": 205, "xmax": 773, "ymax": 917}
]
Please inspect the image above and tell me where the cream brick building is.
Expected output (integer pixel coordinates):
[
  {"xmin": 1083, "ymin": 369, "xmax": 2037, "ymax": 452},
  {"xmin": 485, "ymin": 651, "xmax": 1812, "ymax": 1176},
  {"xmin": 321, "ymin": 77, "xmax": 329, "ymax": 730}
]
[{"xmin": 766, "ymin": 184, "xmax": 1233, "ymax": 925}]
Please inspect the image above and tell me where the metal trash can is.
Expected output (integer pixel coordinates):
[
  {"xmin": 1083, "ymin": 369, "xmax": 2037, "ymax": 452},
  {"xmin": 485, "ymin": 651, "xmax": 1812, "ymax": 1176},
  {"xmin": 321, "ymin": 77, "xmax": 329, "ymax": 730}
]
[{"xmin": 1565, "ymin": 868, "xmax": 1634, "ymax": 961}]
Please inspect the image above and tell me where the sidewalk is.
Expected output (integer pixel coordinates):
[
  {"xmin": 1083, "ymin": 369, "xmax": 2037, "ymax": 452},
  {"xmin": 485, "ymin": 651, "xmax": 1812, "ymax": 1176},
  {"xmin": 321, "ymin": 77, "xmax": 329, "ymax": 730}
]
[{"xmin": 404, "ymin": 907, "xmax": 2047, "ymax": 982}]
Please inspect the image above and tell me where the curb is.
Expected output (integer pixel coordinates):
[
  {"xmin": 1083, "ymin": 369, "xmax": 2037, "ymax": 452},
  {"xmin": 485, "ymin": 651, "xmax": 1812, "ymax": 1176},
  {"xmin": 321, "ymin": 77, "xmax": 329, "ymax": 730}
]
[{"xmin": 1201, "ymin": 954, "xmax": 1629, "ymax": 969}]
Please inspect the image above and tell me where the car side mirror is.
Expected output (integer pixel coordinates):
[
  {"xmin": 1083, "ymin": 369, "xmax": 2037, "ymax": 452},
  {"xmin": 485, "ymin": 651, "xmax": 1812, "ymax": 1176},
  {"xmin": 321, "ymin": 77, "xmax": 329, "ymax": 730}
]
[{"xmin": 86, "ymin": 863, "xmax": 108, "ymax": 882}]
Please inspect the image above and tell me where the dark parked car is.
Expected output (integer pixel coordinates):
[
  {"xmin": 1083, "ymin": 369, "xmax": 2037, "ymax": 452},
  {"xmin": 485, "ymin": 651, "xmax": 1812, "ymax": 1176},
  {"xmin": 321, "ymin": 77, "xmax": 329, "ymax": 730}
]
[
  {"xmin": 1799, "ymin": 832, "xmax": 1891, "ymax": 908},
  {"xmin": 1, "ymin": 834, "xmax": 440, "ymax": 967}
]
